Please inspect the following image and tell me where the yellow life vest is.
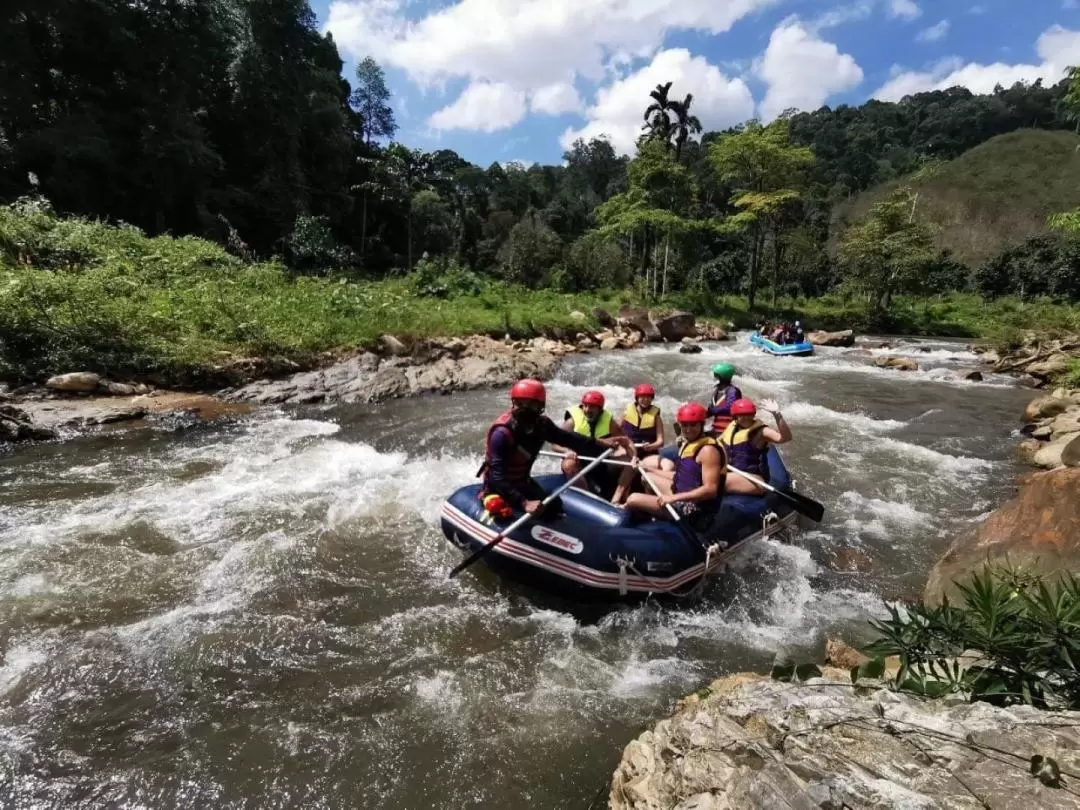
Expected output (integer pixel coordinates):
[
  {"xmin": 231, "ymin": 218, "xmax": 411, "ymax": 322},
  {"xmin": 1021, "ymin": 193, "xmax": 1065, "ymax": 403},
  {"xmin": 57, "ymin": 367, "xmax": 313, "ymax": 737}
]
[
  {"xmin": 679, "ymin": 435, "xmax": 718, "ymax": 459},
  {"xmin": 622, "ymin": 403, "xmax": 659, "ymax": 430},
  {"xmin": 719, "ymin": 420, "xmax": 765, "ymax": 448},
  {"xmin": 570, "ymin": 405, "xmax": 613, "ymax": 439}
]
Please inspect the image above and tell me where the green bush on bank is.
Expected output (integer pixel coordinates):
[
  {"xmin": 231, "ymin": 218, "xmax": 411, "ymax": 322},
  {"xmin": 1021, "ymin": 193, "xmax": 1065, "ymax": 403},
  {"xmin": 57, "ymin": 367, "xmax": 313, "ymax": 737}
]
[{"xmin": 2, "ymin": 200, "xmax": 1079, "ymax": 383}]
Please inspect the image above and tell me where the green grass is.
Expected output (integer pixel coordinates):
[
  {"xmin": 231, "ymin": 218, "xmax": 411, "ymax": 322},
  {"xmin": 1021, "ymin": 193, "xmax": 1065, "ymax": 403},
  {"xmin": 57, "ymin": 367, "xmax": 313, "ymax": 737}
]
[
  {"xmin": 0, "ymin": 199, "xmax": 638, "ymax": 383},
  {"xmin": 2, "ymin": 199, "xmax": 1077, "ymax": 386},
  {"xmin": 835, "ymin": 130, "xmax": 1080, "ymax": 267}
]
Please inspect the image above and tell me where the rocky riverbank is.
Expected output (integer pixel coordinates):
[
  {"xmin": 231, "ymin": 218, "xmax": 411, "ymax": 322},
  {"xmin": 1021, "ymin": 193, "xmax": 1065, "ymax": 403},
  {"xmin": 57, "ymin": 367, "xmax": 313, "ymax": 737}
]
[
  {"xmin": 974, "ymin": 333, "xmax": 1080, "ymax": 387},
  {"xmin": 1017, "ymin": 388, "xmax": 1080, "ymax": 469},
  {"xmin": 1, "ymin": 307, "xmax": 726, "ymax": 445},
  {"xmin": 609, "ymin": 668, "xmax": 1080, "ymax": 809}
]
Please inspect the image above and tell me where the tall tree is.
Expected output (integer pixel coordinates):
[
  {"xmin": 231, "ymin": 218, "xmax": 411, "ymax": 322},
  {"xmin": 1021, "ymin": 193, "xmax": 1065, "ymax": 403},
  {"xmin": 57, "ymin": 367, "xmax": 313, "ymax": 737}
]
[
  {"xmin": 351, "ymin": 56, "xmax": 397, "ymax": 144},
  {"xmin": 669, "ymin": 93, "xmax": 703, "ymax": 161},
  {"xmin": 709, "ymin": 120, "xmax": 814, "ymax": 308},
  {"xmin": 642, "ymin": 82, "xmax": 675, "ymax": 149},
  {"xmin": 838, "ymin": 186, "xmax": 935, "ymax": 314}
]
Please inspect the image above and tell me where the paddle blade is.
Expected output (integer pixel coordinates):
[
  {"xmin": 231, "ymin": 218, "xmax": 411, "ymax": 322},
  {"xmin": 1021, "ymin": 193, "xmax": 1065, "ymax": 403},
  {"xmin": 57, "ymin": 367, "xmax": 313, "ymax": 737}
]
[
  {"xmin": 778, "ymin": 488, "xmax": 825, "ymax": 523},
  {"xmin": 448, "ymin": 537, "xmax": 501, "ymax": 579}
]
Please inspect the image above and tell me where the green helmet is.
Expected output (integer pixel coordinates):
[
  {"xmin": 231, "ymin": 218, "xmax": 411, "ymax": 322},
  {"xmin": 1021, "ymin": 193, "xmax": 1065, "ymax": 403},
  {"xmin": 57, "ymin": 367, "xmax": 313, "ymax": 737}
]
[{"xmin": 712, "ymin": 362, "xmax": 735, "ymax": 381}]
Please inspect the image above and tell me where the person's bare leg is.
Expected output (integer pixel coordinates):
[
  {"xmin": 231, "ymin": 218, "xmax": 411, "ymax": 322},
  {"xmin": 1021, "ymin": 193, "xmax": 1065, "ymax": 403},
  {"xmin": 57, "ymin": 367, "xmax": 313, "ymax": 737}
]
[
  {"xmin": 561, "ymin": 457, "xmax": 590, "ymax": 491},
  {"xmin": 725, "ymin": 473, "xmax": 764, "ymax": 495},
  {"xmin": 611, "ymin": 466, "xmax": 636, "ymax": 504}
]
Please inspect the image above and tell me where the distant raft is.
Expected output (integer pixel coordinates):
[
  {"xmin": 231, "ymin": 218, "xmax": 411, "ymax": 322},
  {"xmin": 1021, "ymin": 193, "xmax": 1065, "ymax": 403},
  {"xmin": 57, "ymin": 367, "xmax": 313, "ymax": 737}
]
[
  {"xmin": 750, "ymin": 331, "xmax": 814, "ymax": 357},
  {"xmin": 440, "ymin": 447, "xmax": 800, "ymax": 601}
]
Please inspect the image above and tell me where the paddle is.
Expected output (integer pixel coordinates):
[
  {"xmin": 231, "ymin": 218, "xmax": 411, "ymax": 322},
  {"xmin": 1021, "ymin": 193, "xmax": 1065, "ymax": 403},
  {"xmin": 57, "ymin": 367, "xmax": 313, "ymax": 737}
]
[
  {"xmin": 539, "ymin": 450, "xmax": 825, "ymax": 523},
  {"xmin": 635, "ymin": 466, "xmax": 710, "ymax": 551},
  {"xmin": 725, "ymin": 465, "xmax": 825, "ymax": 523},
  {"xmin": 447, "ymin": 447, "xmax": 616, "ymax": 579}
]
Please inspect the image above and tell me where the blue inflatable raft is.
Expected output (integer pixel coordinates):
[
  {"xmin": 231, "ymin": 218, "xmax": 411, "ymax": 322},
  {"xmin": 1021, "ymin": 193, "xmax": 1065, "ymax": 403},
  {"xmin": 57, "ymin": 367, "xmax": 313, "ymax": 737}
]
[
  {"xmin": 750, "ymin": 331, "xmax": 814, "ymax": 357},
  {"xmin": 440, "ymin": 447, "xmax": 800, "ymax": 600}
]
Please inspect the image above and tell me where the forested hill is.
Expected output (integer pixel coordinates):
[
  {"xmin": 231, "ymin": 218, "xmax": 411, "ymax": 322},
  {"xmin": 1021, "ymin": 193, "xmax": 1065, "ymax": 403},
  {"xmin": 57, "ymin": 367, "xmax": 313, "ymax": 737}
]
[
  {"xmin": 834, "ymin": 130, "xmax": 1080, "ymax": 267},
  {"xmin": 1, "ymin": 0, "xmax": 1078, "ymax": 308}
]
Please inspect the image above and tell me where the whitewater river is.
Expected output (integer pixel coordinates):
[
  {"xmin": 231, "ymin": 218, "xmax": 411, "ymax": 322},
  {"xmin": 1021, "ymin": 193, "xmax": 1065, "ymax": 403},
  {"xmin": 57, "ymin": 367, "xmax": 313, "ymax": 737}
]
[{"xmin": 0, "ymin": 336, "xmax": 1035, "ymax": 808}]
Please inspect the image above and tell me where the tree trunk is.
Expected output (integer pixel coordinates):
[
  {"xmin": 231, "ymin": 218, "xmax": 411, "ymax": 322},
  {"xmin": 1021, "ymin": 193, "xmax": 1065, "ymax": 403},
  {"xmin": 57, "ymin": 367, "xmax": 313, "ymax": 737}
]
[
  {"xmin": 360, "ymin": 191, "xmax": 368, "ymax": 259},
  {"xmin": 770, "ymin": 228, "xmax": 783, "ymax": 311},
  {"xmin": 747, "ymin": 226, "xmax": 764, "ymax": 309},
  {"xmin": 662, "ymin": 234, "xmax": 670, "ymax": 297},
  {"xmin": 406, "ymin": 207, "xmax": 413, "ymax": 271}
]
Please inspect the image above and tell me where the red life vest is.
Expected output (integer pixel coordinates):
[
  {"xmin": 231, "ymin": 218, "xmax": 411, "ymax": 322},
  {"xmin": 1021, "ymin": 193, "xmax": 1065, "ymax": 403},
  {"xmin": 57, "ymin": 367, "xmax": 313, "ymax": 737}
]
[{"xmin": 482, "ymin": 410, "xmax": 543, "ymax": 489}]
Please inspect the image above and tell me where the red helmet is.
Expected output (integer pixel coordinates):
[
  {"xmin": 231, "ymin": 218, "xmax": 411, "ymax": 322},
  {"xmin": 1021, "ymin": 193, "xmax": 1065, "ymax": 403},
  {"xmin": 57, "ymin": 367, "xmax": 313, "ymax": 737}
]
[
  {"xmin": 634, "ymin": 383, "xmax": 656, "ymax": 398},
  {"xmin": 581, "ymin": 390, "xmax": 605, "ymax": 407},
  {"xmin": 731, "ymin": 398, "xmax": 757, "ymax": 416},
  {"xmin": 676, "ymin": 402, "xmax": 708, "ymax": 424},
  {"xmin": 510, "ymin": 379, "xmax": 546, "ymax": 404}
]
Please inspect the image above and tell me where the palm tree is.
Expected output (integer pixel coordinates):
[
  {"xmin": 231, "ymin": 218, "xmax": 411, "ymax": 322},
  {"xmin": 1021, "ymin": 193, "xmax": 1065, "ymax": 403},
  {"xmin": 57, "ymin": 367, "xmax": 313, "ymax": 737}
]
[
  {"xmin": 669, "ymin": 93, "xmax": 702, "ymax": 160},
  {"xmin": 642, "ymin": 82, "xmax": 674, "ymax": 148}
]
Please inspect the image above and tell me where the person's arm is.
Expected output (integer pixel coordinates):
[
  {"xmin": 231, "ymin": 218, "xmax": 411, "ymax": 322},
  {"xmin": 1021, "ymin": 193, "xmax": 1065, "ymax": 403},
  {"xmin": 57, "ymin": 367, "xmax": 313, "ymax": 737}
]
[
  {"xmin": 608, "ymin": 419, "xmax": 637, "ymax": 458},
  {"xmin": 485, "ymin": 427, "xmax": 532, "ymax": 508},
  {"xmin": 759, "ymin": 399, "xmax": 792, "ymax": 444},
  {"xmin": 548, "ymin": 417, "xmax": 575, "ymax": 455},
  {"xmin": 661, "ymin": 445, "xmax": 723, "ymax": 505},
  {"xmin": 542, "ymin": 417, "xmax": 628, "ymax": 457}
]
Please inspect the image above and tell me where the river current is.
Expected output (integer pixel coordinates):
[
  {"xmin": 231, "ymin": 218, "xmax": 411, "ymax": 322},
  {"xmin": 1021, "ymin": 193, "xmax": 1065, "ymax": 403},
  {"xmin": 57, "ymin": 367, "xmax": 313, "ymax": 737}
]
[{"xmin": 0, "ymin": 335, "xmax": 1035, "ymax": 808}]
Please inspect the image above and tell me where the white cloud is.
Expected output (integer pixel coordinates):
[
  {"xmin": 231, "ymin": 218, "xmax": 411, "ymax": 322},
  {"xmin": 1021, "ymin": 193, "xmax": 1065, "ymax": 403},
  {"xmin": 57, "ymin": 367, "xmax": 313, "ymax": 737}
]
[
  {"xmin": 756, "ymin": 22, "xmax": 864, "ymax": 120},
  {"xmin": 559, "ymin": 48, "xmax": 755, "ymax": 156},
  {"xmin": 428, "ymin": 82, "xmax": 528, "ymax": 132},
  {"xmin": 875, "ymin": 25, "xmax": 1080, "ymax": 101},
  {"xmin": 888, "ymin": 0, "xmax": 922, "ymax": 20},
  {"xmin": 968, "ymin": 4, "xmax": 987, "ymax": 12},
  {"xmin": 499, "ymin": 159, "xmax": 536, "ymax": 169},
  {"xmin": 530, "ymin": 82, "xmax": 584, "ymax": 115},
  {"xmin": 1064, "ymin": 0, "xmax": 1078, "ymax": 9},
  {"xmin": 916, "ymin": 19, "xmax": 950, "ymax": 43},
  {"xmin": 812, "ymin": 1, "xmax": 875, "ymax": 31},
  {"xmin": 326, "ymin": 0, "xmax": 776, "ymax": 93}
]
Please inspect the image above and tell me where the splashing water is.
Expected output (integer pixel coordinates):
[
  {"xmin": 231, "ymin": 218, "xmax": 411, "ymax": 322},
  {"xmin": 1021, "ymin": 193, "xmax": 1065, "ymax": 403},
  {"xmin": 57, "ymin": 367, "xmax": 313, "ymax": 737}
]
[{"xmin": 0, "ymin": 334, "xmax": 1033, "ymax": 808}]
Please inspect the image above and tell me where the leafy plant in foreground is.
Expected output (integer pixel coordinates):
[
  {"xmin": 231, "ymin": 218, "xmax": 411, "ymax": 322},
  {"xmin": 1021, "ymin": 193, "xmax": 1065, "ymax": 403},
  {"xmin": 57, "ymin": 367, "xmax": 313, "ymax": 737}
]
[{"xmin": 858, "ymin": 565, "xmax": 1080, "ymax": 709}]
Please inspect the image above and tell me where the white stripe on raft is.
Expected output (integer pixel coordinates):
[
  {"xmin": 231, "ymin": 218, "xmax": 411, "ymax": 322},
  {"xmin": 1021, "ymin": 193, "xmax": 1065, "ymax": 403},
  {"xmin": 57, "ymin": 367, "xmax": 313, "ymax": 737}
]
[{"xmin": 440, "ymin": 502, "xmax": 797, "ymax": 593}]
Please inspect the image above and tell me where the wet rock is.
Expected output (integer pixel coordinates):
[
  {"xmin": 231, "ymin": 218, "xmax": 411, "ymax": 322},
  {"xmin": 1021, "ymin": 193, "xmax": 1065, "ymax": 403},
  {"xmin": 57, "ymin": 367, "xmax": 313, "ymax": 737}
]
[
  {"xmin": 873, "ymin": 356, "xmax": 919, "ymax": 371},
  {"xmin": 824, "ymin": 638, "xmax": 870, "ymax": 670},
  {"xmin": 0, "ymin": 404, "xmax": 58, "ymax": 442},
  {"xmin": 1023, "ymin": 395, "xmax": 1073, "ymax": 422},
  {"xmin": 592, "ymin": 307, "xmax": 616, "ymax": 327},
  {"xmin": 1031, "ymin": 424, "xmax": 1054, "ymax": 440},
  {"xmin": 378, "ymin": 334, "xmax": 410, "ymax": 357},
  {"xmin": 600, "ymin": 337, "xmax": 620, "ymax": 350},
  {"xmin": 610, "ymin": 670, "xmax": 1080, "ymax": 810},
  {"xmin": 651, "ymin": 310, "xmax": 696, "ymax": 342},
  {"xmin": 105, "ymin": 382, "xmax": 137, "ymax": 396},
  {"xmin": 1032, "ymin": 432, "xmax": 1080, "ymax": 469},
  {"xmin": 807, "ymin": 329, "xmax": 855, "ymax": 347},
  {"xmin": 45, "ymin": 371, "xmax": 101, "ymax": 393},
  {"xmin": 617, "ymin": 305, "xmax": 662, "ymax": 342},
  {"xmin": 925, "ymin": 467, "xmax": 1080, "ymax": 605},
  {"xmin": 1016, "ymin": 438, "xmax": 1043, "ymax": 464},
  {"xmin": 224, "ymin": 337, "xmax": 565, "ymax": 405},
  {"xmin": 1063, "ymin": 435, "xmax": 1080, "ymax": 468},
  {"xmin": 678, "ymin": 343, "xmax": 703, "ymax": 354},
  {"xmin": 696, "ymin": 324, "xmax": 728, "ymax": 341},
  {"xmin": 1026, "ymin": 353, "xmax": 1071, "ymax": 380},
  {"xmin": 980, "ymin": 349, "xmax": 1002, "ymax": 365},
  {"xmin": 959, "ymin": 369, "xmax": 984, "ymax": 381}
]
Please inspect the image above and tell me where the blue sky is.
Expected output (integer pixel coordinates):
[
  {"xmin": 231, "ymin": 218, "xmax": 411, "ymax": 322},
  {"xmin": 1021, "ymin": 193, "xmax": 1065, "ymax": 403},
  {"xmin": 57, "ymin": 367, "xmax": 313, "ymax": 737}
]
[{"xmin": 311, "ymin": 0, "xmax": 1079, "ymax": 166}]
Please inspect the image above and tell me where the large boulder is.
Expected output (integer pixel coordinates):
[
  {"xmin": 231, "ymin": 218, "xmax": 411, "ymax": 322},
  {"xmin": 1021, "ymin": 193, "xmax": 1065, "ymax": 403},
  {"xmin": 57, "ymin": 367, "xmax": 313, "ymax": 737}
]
[
  {"xmin": 873, "ymin": 356, "xmax": 919, "ymax": 371},
  {"xmin": 617, "ymin": 305, "xmax": 662, "ymax": 342},
  {"xmin": 807, "ymin": 329, "xmax": 855, "ymax": 347},
  {"xmin": 0, "ymin": 404, "xmax": 57, "ymax": 442},
  {"xmin": 1023, "ymin": 395, "xmax": 1073, "ymax": 422},
  {"xmin": 650, "ymin": 310, "xmax": 695, "ymax": 342},
  {"xmin": 610, "ymin": 670, "xmax": 1080, "ymax": 810},
  {"xmin": 1026, "ymin": 353, "xmax": 1071, "ymax": 380},
  {"xmin": 925, "ymin": 468, "xmax": 1080, "ymax": 605},
  {"xmin": 1032, "ymin": 432, "xmax": 1080, "ymax": 469},
  {"xmin": 591, "ymin": 307, "xmax": 616, "ymax": 327},
  {"xmin": 44, "ymin": 371, "xmax": 101, "ymax": 393},
  {"xmin": 1064, "ymin": 435, "xmax": 1080, "ymax": 468}
]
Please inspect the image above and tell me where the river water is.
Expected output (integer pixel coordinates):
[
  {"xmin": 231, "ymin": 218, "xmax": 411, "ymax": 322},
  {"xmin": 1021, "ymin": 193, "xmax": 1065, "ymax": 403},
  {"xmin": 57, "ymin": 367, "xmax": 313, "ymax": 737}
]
[{"xmin": 0, "ymin": 336, "xmax": 1034, "ymax": 808}]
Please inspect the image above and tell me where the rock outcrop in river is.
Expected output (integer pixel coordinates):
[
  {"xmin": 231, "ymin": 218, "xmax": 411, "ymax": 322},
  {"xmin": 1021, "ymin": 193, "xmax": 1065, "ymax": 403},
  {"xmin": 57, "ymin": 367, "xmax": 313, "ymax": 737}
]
[
  {"xmin": 1018, "ymin": 388, "xmax": 1080, "ymax": 469},
  {"xmin": 924, "ymin": 466, "xmax": 1080, "ymax": 605},
  {"xmin": 609, "ymin": 669, "xmax": 1080, "ymax": 809},
  {"xmin": 976, "ymin": 334, "xmax": 1080, "ymax": 387},
  {"xmin": 221, "ymin": 334, "xmax": 577, "ymax": 405}
]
